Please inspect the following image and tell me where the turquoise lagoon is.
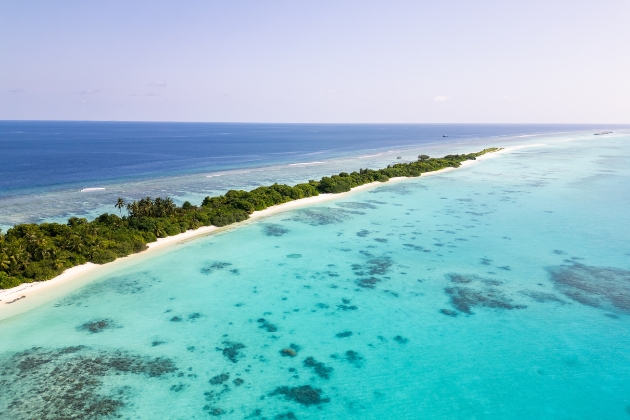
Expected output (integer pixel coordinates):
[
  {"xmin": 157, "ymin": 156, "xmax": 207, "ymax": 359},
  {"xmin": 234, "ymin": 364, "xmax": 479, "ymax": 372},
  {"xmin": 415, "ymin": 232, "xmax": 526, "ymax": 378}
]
[{"xmin": 1, "ymin": 132, "xmax": 630, "ymax": 419}]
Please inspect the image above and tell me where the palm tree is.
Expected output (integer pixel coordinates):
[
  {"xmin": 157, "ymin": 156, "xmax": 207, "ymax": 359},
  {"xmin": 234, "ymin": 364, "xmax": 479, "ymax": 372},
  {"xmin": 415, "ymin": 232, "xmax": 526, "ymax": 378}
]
[
  {"xmin": 115, "ymin": 197, "xmax": 126, "ymax": 215},
  {"xmin": 126, "ymin": 202, "xmax": 138, "ymax": 217},
  {"xmin": 25, "ymin": 232, "xmax": 48, "ymax": 261},
  {"xmin": 0, "ymin": 253, "xmax": 10, "ymax": 271},
  {"xmin": 53, "ymin": 257, "xmax": 67, "ymax": 270},
  {"xmin": 154, "ymin": 197, "xmax": 164, "ymax": 217},
  {"xmin": 138, "ymin": 197, "xmax": 153, "ymax": 217},
  {"xmin": 164, "ymin": 197, "xmax": 176, "ymax": 215},
  {"xmin": 63, "ymin": 235, "xmax": 84, "ymax": 253},
  {"xmin": 154, "ymin": 225, "xmax": 165, "ymax": 238},
  {"xmin": 9, "ymin": 247, "xmax": 29, "ymax": 271}
]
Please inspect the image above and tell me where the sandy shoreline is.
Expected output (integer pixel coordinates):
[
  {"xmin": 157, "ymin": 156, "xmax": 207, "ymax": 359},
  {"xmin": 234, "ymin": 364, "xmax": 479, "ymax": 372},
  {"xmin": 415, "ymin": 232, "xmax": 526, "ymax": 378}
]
[{"xmin": 0, "ymin": 149, "xmax": 507, "ymax": 317}]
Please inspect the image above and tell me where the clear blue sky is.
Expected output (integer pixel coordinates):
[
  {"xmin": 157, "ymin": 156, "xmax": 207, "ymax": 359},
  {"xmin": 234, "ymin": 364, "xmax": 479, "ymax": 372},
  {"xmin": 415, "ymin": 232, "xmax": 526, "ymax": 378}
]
[{"xmin": 1, "ymin": 0, "xmax": 628, "ymax": 123}]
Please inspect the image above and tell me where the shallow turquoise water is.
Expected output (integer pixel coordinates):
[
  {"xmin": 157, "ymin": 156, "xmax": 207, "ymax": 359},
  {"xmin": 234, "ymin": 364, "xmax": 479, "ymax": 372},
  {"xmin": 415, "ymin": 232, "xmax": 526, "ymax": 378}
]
[{"xmin": 1, "ymin": 133, "xmax": 630, "ymax": 419}]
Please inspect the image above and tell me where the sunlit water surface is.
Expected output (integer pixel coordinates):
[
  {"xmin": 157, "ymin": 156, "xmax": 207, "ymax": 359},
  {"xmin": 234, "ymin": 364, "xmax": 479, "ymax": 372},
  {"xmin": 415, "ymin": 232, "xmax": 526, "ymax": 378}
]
[{"xmin": 1, "ymin": 132, "xmax": 629, "ymax": 419}]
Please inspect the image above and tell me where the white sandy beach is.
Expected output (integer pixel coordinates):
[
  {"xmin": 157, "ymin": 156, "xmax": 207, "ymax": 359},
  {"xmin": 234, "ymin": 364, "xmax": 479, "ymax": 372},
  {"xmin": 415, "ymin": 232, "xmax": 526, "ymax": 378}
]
[{"xmin": 0, "ymin": 149, "xmax": 510, "ymax": 318}]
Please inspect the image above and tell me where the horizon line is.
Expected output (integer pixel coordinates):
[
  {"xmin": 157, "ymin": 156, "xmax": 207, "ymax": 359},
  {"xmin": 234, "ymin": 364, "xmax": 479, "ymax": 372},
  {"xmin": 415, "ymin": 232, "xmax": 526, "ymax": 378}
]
[{"xmin": 1, "ymin": 119, "xmax": 629, "ymax": 126}]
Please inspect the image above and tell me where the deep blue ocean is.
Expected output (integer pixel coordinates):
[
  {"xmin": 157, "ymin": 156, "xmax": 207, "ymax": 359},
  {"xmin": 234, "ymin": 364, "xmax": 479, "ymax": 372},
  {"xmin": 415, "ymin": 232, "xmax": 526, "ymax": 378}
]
[
  {"xmin": 1, "ymin": 121, "xmax": 625, "ymax": 230},
  {"xmin": 1, "ymin": 121, "xmax": 623, "ymax": 197},
  {"xmin": 1, "ymin": 123, "xmax": 630, "ymax": 418}
]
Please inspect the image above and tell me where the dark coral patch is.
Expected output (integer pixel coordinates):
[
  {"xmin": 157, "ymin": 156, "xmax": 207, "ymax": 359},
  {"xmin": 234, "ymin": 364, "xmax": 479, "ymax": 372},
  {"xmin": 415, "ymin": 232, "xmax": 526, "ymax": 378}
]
[
  {"xmin": 262, "ymin": 223, "xmax": 290, "ymax": 237},
  {"xmin": 548, "ymin": 263, "xmax": 630, "ymax": 312},
  {"xmin": 335, "ymin": 331, "xmax": 353, "ymax": 338},
  {"xmin": 356, "ymin": 277, "xmax": 380, "ymax": 289},
  {"xmin": 102, "ymin": 355, "xmax": 176, "ymax": 377},
  {"xmin": 204, "ymin": 390, "xmax": 218, "ymax": 402},
  {"xmin": 289, "ymin": 208, "xmax": 356, "ymax": 226},
  {"xmin": 483, "ymin": 279, "xmax": 503, "ymax": 287},
  {"xmin": 220, "ymin": 341, "xmax": 245, "ymax": 363},
  {"xmin": 366, "ymin": 257, "xmax": 393, "ymax": 275},
  {"xmin": 344, "ymin": 350, "xmax": 364, "ymax": 367},
  {"xmin": 257, "ymin": 318, "xmax": 278, "ymax": 332},
  {"xmin": 444, "ymin": 273, "xmax": 526, "ymax": 315},
  {"xmin": 337, "ymin": 303, "xmax": 358, "ymax": 311},
  {"xmin": 170, "ymin": 383, "xmax": 186, "ymax": 392},
  {"xmin": 0, "ymin": 346, "xmax": 176, "ymax": 419},
  {"xmin": 78, "ymin": 319, "xmax": 117, "ymax": 334},
  {"xmin": 303, "ymin": 357, "xmax": 333, "ymax": 379},
  {"xmin": 445, "ymin": 287, "xmax": 526, "ymax": 314},
  {"xmin": 440, "ymin": 308, "xmax": 458, "ymax": 317},
  {"xmin": 246, "ymin": 408, "xmax": 263, "ymax": 418},
  {"xmin": 335, "ymin": 201, "xmax": 377, "ymax": 209},
  {"xmin": 205, "ymin": 407, "xmax": 224, "ymax": 416},
  {"xmin": 352, "ymin": 256, "xmax": 393, "ymax": 289},
  {"xmin": 403, "ymin": 244, "xmax": 423, "ymax": 251},
  {"xmin": 447, "ymin": 273, "xmax": 475, "ymax": 284},
  {"xmin": 270, "ymin": 385, "xmax": 330, "ymax": 406},
  {"xmin": 393, "ymin": 335, "xmax": 409, "ymax": 344},
  {"xmin": 370, "ymin": 184, "xmax": 416, "ymax": 195},
  {"xmin": 201, "ymin": 262, "xmax": 233, "ymax": 274},
  {"xmin": 209, "ymin": 373, "xmax": 230, "ymax": 385}
]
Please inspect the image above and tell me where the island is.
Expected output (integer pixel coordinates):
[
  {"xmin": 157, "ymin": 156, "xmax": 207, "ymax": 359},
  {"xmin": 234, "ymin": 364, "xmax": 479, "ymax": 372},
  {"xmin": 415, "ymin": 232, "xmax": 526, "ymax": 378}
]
[{"xmin": 0, "ymin": 148, "xmax": 501, "ymax": 289}]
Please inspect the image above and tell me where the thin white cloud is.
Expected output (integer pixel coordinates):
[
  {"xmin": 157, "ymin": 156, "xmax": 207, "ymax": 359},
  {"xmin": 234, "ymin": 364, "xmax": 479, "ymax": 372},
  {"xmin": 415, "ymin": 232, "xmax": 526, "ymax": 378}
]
[
  {"xmin": 433, "ymin": 95, "xmax": 451, "ymax": 102},
  {"xmin": 7, "ymin": 88, "xmax": 24, "ymax": 93},
  {"xmin": 76, "ymin": 89, "xmax": 99, "ymax": 94},
  {"xmin": 130, "ymin": 92, "xmax": 160, "ymax": 97},
  {"xmin": 148, "ymin": 81, "xmax": 167, "ymax": 87}
]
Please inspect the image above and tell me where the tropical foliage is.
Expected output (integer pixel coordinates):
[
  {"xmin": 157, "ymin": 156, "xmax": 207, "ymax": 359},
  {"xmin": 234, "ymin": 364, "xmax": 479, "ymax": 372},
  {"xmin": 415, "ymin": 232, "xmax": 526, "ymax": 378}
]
[{"xmin": 0, "ymin": 148, "xmax": 500, "ymax": 289}]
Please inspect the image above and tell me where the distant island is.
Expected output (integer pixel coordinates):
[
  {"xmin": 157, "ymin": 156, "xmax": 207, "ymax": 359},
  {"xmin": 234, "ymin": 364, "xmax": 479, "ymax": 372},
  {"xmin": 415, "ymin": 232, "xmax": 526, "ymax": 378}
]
[{"xmin": 0, "ymin": 148, "xmax": 501, "ymax": 289}]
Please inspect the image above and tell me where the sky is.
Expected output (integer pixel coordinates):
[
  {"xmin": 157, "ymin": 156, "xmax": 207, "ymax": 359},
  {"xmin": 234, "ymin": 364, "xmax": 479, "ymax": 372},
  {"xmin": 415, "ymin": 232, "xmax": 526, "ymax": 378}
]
[{"xmin": 1, "ymin": 0, "xmax": 629, "ymax": 123}]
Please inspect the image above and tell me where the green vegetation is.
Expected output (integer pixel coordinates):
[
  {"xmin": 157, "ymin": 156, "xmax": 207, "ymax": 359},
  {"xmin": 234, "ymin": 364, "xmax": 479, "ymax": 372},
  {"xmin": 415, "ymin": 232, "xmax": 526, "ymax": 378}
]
[{"xmin": 0, "ymin": 148, "xmax": 501, "ymax": 289}]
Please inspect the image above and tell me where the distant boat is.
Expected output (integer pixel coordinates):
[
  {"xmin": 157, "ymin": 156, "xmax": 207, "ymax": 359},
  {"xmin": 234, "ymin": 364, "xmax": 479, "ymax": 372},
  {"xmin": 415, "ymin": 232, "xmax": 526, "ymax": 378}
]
[
  {"xmin": 443, "ymin": 135, "xmax": 448, "ymax": 137},
  {"xmin": 594, "ymin": 131, "xmax": 613, "ymax": 135}
]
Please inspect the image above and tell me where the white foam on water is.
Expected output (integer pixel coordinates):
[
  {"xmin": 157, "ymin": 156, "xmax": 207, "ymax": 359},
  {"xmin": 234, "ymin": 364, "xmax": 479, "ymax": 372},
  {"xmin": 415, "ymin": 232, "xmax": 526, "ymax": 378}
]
[{"xmin": 288, "ymin": 161, "xmax": 326, "ymax": 166}]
